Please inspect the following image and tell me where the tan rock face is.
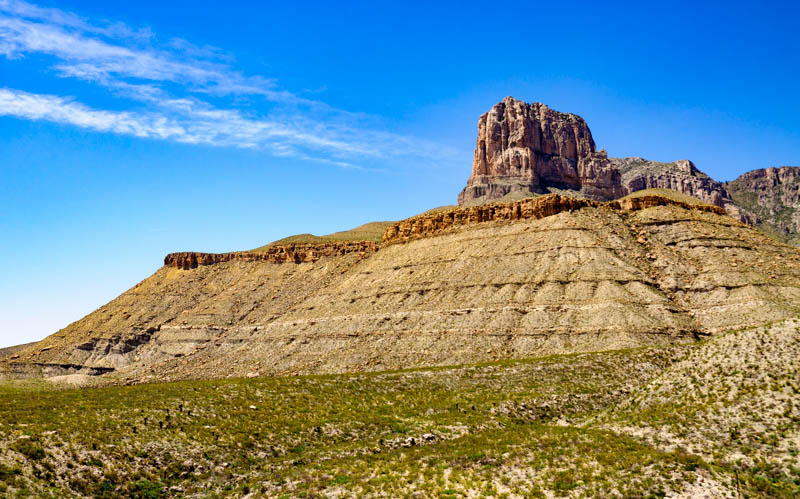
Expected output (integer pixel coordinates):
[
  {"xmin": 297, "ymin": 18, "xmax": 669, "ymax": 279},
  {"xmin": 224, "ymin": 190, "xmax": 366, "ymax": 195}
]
[
  {"xmin": 458, "ymin": 97, "xmax": 624, "ymax": 205},
  {"xmin": 384, "ymin": 193, "xmax": 725, "ymax": 245},
  {"xmin": 6, "ymin": 194, "xmax": 799, "ymax": 383},
  {"xmin": 385, "ymin": 194, "xmax": 599, "ymax": 244}
]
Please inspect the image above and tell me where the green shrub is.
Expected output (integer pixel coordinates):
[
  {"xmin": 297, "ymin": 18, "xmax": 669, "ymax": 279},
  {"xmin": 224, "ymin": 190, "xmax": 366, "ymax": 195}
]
[
  {"xmin": 13, "ymin": 439, "xmax": 46, "ymax": 461},
  {"xmin": 128, "ymin": 479, "xmax": 165, "ymax": 499}
]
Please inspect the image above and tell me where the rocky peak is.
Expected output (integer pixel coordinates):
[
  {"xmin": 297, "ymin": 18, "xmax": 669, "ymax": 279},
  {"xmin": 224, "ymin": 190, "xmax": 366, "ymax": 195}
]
[{"xmin": 458, "ymin": 97, "xmax": 624, "ymax": 205}]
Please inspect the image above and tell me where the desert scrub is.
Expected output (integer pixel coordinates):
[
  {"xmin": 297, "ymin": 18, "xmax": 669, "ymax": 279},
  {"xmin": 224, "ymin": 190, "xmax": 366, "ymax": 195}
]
[{"xmin": 0, "ymin": 344, "xmax": 744, "ymax": 497}]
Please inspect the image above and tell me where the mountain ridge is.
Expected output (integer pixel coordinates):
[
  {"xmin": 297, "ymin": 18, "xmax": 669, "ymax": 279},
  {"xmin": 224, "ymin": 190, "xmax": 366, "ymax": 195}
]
[
  {"xmin": 4, "ymin": 190, "xmax": 800, "ymax": 384},
  {"xmin": 458, "ymin": 97, "xmax": 800, "ymax": 245}
]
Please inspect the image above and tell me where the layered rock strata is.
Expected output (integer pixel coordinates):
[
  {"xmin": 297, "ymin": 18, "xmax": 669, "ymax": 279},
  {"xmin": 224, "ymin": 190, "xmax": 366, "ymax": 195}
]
[
  {"xmin": 613, "ymin": 157, "xmax": 731, "ymax": 207},
  {"xmin": 384, "ymin": 193, "xmax": 724, "ymax": 245},
  {"xmin": 164, "ymin": 241, "xmax": 379, "ymax": 269},
  {"xmin": 458, "ymin": 97, "xmax": 624, "ymax": 205},
  {"xmin": 456, "ymin": 98, "xmax": 800, "ymax": 245},
  {"xmin": 724, "ymin": 166, "xmax": 800, "ymax": 245},
  {"xmin": 5, "ymin": 195, "xmax": 800, "ymax": 383}
]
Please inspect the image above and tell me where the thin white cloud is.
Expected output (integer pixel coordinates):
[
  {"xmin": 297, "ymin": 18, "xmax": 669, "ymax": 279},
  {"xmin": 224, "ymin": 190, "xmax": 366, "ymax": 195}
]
[
  {"xmin": 0, "ymin": 0, "xmax": 456, "ymax": 166},
  {"xmin": 0, "ymin": 13, "xmax": 279, "ymax": 98},
  {"xmin": 0, "ymin": 87, "xmax": 417, "ymax": 170}
]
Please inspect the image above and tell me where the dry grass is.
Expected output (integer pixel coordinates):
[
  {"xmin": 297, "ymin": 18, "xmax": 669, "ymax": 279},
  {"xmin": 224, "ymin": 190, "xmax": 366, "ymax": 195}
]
[
  {"xmin": 252, "ymin": 221, "xmax": 394, "ymax": 250},
  {"xmin": 620, "ymin": 187, "xmax": 716, "ymax": 206}
]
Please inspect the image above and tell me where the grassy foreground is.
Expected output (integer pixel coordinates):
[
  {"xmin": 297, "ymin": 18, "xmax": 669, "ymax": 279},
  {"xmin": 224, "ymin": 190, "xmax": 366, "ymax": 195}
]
[{"xmin": 0, "ymin": 339, "xmax": 796, "ymax": 497}]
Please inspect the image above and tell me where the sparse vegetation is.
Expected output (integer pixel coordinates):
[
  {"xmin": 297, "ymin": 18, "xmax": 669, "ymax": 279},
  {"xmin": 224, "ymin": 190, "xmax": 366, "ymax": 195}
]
[
  {"xmin": 3, "ymin": 329, "xmax": 797, "ymax": 497},
  {"xmin": 620, "ymin": 187, "xmax": 716, "ymax": 206},
  {"xmin": 253, "ymin": 221, "xmax": 394, "ymax": 249}
]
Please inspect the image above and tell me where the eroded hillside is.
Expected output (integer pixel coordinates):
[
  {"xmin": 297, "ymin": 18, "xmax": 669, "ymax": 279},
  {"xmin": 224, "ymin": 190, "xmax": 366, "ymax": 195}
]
[{"xmin": 3, "ymin": 192, "xmax": 800, "ymax": 383}]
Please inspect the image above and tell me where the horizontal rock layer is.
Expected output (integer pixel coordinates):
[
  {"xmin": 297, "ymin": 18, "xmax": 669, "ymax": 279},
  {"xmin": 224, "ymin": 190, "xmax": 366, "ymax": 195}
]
[
  {"xmin": 613, "ymin": 157, "xmax": 731, "ymax": 208},
  {"xmin": 164, "ymin": 241, "xmax": 379, "ymax": 269},
  {"xmin": 383, "ymin": 193, "xmax": 725, "ymax": 245},
  {"xmin": 6, "ymin": 197, "xmax": 800, "ymax": 383}
]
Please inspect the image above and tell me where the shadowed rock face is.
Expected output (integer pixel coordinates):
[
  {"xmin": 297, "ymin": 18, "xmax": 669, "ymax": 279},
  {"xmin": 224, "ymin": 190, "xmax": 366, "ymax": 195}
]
[
  {"xmin": 457, "ymin": 97, "xmax": 624, "ymax": 205},
  {"xmin": 724, "ymin": 167, "xmax": 800, "ymax": 245}
]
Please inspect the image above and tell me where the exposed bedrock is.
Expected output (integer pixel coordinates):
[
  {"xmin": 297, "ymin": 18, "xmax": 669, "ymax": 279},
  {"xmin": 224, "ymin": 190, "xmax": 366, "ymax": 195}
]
[
  {"xmin": 457, "ymin": 96, "xmax": 624, "ymax": 205},
  {"xmin": 724, "ymin": 166, "xmax": 800, "ymax": 244},
  {"xmin": 455, "ymin": 98, "xmax": 799, "ymax": 245},
  {"xmin": 164, "ymin": 241, "xmax": 379, "ymax": 269},
  {"xmin": 383, "ymin": 193, "xmax": 725, "ymax": 245},
  {"xmin": 613, "ymin": 157, "xmax": 731, "ymax": 207},
  {"xmin": 6, "ymin": 197, "xmax": 800, "ymax": 383}
]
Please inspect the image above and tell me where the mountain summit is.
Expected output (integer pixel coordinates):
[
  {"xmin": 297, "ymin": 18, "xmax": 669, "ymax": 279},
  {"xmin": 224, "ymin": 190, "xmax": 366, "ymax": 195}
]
[
  {"xmin": 457, "ymin": 97, "xmax": 624, "ymax": 205},
  {"xmin": 458, "ymin": 97, "xmax": 800, "ymax": 244}
]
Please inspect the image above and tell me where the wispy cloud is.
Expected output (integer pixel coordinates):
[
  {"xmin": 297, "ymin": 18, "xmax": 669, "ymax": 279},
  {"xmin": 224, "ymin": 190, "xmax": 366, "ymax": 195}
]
[{"xmin": 0, "ymin": 0, "xmax": 454, "ymax": 167}]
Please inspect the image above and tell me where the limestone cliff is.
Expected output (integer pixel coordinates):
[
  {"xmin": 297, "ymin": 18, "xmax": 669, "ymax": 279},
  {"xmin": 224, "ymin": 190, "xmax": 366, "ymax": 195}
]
[
  {"xmin": 457, "ymin": 97, "xmax": 624, "ymax": 205},
  {"xmin": 457, "ymin": 97, "xmax": 798, "ymax": 243},
  {"xmin": 611, "ymin": 157, "xmax": 754, "ymax": 225},
  {"xmin": 612, "ymin": 157, "xmax": 729, "ymax": 207},
  {"xmin": 724, "ymin": 166, "xmax": 800, "ymax": 245}
]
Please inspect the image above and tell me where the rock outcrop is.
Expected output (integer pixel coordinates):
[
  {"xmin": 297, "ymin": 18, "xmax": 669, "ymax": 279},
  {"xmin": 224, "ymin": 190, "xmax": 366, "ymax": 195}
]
[
  {"xmin": 164, "ymin": 241, "xmax": 378, "ymax": 269},
  {"xmin": 5, "ymin": 193, "xmax": 800, "ymax": 383},
  {"xmin": 385, "ymin": 194, "xmax": 598, "ymax": 244},
  {"xmin": 384, "ymin": 193, "xmax": 725, "ymax": 245},
  {"xmin": 612, "ymin": 157, "xmax": 730, "ymax": 207},
  {"xmin": 457, "ymin": 97, "xmax": 624, "ymax": 205},
  {"xmin": 724, "ymin": 166, "xmax": 800, "ymax": 245},
  {"xmin": 457, "ymin": 98, "xmax": 798, "ymax": 244}
]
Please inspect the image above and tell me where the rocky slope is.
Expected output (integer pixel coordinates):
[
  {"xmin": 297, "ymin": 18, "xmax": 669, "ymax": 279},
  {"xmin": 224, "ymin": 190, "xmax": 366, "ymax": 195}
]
[
  {"xmin": 602, "ymin": 317, "xmax": 800, "ymax": 492},
  {"xmin": 4, "ymin": 192, "xmax": 800, "ymax": 383},
  {"xmin": 724, "ymin": 166, "xmax": 800, "ymax": 245},
  {"xmin": 457, "ymin": 97, "xmax": 623, "ymax": 205},
  {"xmin": 458, "ymin": 97, "xmax": 798, "ymax": 244},
  {"xmin": 0, "ymin": 343, "xmax": 36, "ymax": 360}
]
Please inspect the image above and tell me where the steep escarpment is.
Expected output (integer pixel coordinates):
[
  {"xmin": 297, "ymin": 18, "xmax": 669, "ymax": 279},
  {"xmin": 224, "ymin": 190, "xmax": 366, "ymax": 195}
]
[
  {"xmin": 612, "ymin": 157, "xmax": 758, "ymax": 225},
  {"xmin": 4, "ymin": 193, "xmax": 800, "ymax": 383},
  {"xmin": 724, "ymin": 166, "xmax": 800, "ymax": 245},
  {"xmin": 384, "ymin": 192, "xmax": 725, "ymax": 245},
  {"xmin": 457, "ymin": 97, "xmax": 624, "ymax": 205},
  {"xmin": 457, "ymin": 97, "xmax": 799, "ymax": 244}
]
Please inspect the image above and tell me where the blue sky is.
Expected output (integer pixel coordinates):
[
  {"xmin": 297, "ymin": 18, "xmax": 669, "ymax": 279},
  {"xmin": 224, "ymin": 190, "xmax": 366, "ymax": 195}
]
[{"xmin": 1, "ymin": 0, "xmax": 799, "ymax": 347}]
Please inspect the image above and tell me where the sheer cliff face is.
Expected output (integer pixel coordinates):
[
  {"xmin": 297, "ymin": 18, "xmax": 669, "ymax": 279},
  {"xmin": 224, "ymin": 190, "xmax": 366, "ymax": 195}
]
[
  {"xmin": 725, "ymin": 167, "xmax": 800, "ymax": 245},
  {"xmin": 456, "ymin": 98, "xmax": 798, "ymax": 244},
  {"xmin": 457, "ymin": 97, "xmax": 624, "ymax": 205}
]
